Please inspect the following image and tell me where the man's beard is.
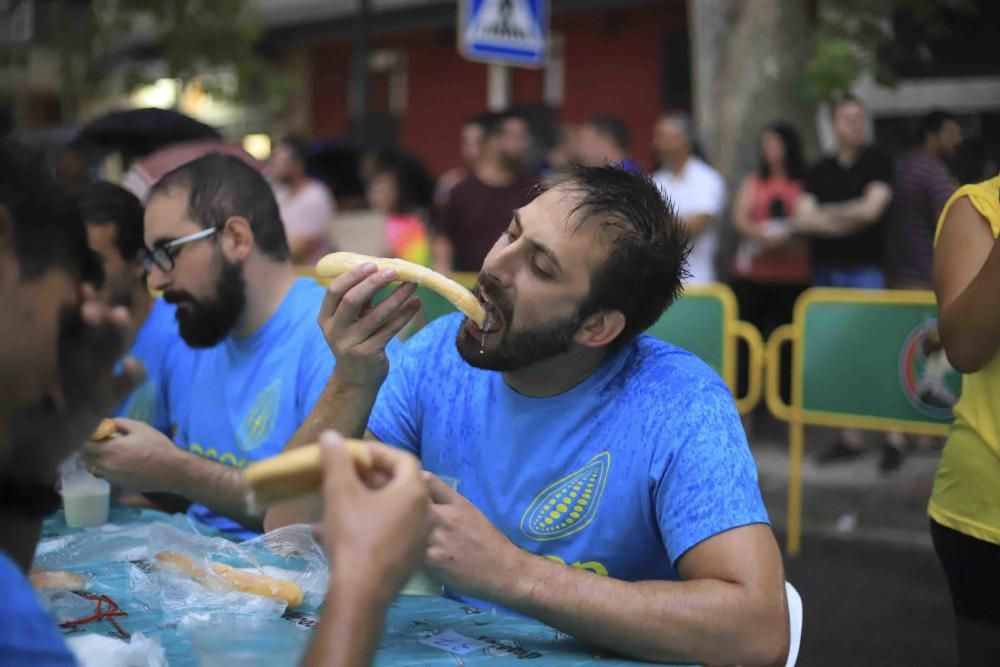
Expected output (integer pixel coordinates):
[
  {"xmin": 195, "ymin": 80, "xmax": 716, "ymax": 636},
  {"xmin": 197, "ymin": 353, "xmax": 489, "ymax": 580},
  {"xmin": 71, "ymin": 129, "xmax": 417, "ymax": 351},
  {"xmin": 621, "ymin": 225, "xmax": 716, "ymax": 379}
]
[
  {"xmin": 498, "ymin": 151, "xmax": 524, "ymax": 174},
  {"xmin": 164, "ymin": 257, "xmax": 246, "ymax": 348},
  {"xmin": 456, "ymin": 276, "xmax": 584, "ymax": 372}
]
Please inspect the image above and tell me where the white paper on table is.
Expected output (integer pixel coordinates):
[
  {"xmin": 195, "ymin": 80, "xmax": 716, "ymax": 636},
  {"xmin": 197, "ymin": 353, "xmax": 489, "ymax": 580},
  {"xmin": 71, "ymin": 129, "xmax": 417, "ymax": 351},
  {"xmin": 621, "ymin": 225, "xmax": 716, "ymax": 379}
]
[{"xmin": 418, "ymin": 629, "xmax": 491, "ymax": 655}]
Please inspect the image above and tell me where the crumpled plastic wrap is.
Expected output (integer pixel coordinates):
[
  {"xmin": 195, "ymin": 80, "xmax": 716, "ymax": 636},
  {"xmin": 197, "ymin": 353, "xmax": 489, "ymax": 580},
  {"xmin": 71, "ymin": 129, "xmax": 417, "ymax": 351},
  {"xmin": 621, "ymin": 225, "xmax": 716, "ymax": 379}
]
[
  {"xmin": 34, "ymin": 514, "xmax": 201, "ymax": 570},
  {"xmin": 135, "ymin": 522, "xmax": 329, "ymax": 626},
  {"xmin": 65, "ymin": 631, "xmax": 167, "ymax": 667}
]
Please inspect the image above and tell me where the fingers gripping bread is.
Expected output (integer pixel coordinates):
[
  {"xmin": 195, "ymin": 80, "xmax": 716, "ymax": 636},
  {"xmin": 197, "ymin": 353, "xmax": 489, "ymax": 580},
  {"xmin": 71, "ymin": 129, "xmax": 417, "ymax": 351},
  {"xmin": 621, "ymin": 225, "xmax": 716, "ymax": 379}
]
[
  {"xmin": 315, "ymin": 252, "xmax": 487, "ymax": 328},
  {"xmin": 91, "ymin": 419, "xmax": 118, "ymax": 441},
  {"xmin": 242, "ymin": 439, "xmax": 373, "ymax": 513}
]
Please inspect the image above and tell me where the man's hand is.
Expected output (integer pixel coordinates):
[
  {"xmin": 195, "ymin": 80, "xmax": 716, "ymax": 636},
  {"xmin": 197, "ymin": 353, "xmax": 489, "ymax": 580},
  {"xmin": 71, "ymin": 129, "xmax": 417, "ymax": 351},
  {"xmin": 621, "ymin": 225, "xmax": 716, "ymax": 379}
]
[
  {"xmin": 320, "ymin": 431, "xmax": 430, "ymax": 601},
  {"xmin": 423, "ymin": 474, "xmax": 524, "ymax": 601},
  {"xmin": 317, "ymin": 264, "xmax": 421, "ymax": 391},
  {"xmin": 302, "ymin": 434, "xmax": 428, "ymax": 667},
  {"xmin": 81, "ymin": 418, "xmax": 188, "ymax": 492}
]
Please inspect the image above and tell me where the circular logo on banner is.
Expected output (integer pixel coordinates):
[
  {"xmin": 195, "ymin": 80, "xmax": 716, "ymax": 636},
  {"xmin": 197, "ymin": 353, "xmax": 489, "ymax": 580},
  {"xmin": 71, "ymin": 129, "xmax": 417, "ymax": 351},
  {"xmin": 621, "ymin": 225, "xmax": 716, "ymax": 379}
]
[{"xmin": 898, "ymin": 319, "xmax": 961, "ymax": 420}]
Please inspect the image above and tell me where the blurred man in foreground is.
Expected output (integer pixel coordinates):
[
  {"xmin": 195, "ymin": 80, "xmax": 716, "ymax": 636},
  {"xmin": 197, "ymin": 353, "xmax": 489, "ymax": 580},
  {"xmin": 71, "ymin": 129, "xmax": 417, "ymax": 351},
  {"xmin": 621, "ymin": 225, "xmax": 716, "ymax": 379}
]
[{"xmin": 0, "ymin": 140, "xmax": 430, "ymax": 667}]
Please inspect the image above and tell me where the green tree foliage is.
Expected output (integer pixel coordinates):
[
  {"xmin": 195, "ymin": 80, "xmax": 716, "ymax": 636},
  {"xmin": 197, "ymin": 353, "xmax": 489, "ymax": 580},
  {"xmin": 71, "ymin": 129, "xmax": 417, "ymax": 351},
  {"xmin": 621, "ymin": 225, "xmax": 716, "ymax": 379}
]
[{"xmin": 801, "ymin": 0, "xmax": 975, "ymax": 103}]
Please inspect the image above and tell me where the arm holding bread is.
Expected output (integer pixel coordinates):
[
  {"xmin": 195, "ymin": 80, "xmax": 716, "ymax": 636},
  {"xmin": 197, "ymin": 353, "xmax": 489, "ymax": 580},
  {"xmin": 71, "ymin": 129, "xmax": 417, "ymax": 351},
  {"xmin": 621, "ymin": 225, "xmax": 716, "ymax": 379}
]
[
  {"xmin": 82, "ymin": 418, "xmax": 263, "ymax": 531},
  {"xmin": 265, "ymin": 259, "xmax": 425, "ymax": 530},
  {"xmin": 302, "ymin": 431, "xmax": 429, "ymax": 667}
]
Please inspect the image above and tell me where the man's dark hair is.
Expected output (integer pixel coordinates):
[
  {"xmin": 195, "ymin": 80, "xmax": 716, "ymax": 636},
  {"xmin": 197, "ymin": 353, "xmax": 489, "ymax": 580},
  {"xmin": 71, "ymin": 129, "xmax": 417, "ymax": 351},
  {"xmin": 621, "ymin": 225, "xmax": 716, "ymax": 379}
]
[
  {"xmin": 482, "ymin": 110, "xmax": 526, "ymax": 138},
  {"xmin": 543, "ymin": 164, "xmax": 690, "ymax": 347},
  {"xmin": 918, "ymin": 110, "xmax": 958, "ymax": 143},
  {"xmin": 464, "ymin": 113, "xmax": 492, "ymax": 132},
  {"xmin": 0, "ymin": 139, "xmax": 102, "ymax": 284},
  {"xmin": 280, "ymin": 136, "xmax": 310, "ymax": 166},
  {"xmin": 149, "ymin": 153, "xmax": 290, "ymax": 262},
  {"xmin": 372, "ymin": 150, "xmax": 435, "ymax": 214},
  {"xmin": 78, "ymin": 182, "xmax": 145, "ymax": 262},
  {"xmin": 830, "ymin": 93, "xmax": 864, "ymax": 118},
  {"xmin": 585, "ymin": 114, "xmax": 631, "ymax": 151},
  {"xmin": 758, "ymin": 122, "xmax": 805, "ymax": 180}
]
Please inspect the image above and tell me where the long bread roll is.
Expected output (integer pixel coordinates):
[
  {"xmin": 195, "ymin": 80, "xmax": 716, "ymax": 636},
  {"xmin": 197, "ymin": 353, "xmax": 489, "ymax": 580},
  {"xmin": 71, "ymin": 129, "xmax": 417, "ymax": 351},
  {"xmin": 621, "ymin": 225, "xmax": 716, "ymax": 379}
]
[
  {"xmin": 90, "ymin": 418, "xmax": 119, "ymax": 441},
  {"xmin": 153, "ymin": 551, "xmax": 304, "ymax": 608},
  {"xmin": 315, "ymin": 252, "xmax": 487, "ymax": 328},
  {"xmin": 242, "ymin": 439, "xmax": 372, "ymax": 513},
  {"xmin": 30, "ymin": 569, "xmax": 86, "ymax": 591}
]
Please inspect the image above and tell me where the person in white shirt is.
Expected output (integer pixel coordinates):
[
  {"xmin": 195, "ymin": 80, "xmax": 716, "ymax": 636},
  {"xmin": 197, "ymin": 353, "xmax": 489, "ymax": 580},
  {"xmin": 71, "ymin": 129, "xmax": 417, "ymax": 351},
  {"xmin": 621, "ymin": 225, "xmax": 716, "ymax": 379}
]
[
  {"xmin": 652, "ymin": 113, "xmax": 726, "ymax": 284},
  {"xmin": 270, "ymin": 137, "xmax": 337, "ymax": 265}
]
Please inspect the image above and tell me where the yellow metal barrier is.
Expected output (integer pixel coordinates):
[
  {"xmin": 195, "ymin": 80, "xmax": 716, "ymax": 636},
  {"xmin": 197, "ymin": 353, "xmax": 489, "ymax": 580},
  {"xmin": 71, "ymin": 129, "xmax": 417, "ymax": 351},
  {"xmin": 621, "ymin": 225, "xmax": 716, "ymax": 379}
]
[
  {"xmin": 766, "ymin": 288, "xmax": 957, "ymax": 555},
  {"xmin": 649, "ymin": 283, "xmax": 765, "ymax": 415},
  {"xmin": 733, "ymin": 319, "xmax": 764, "ymax": 416}
]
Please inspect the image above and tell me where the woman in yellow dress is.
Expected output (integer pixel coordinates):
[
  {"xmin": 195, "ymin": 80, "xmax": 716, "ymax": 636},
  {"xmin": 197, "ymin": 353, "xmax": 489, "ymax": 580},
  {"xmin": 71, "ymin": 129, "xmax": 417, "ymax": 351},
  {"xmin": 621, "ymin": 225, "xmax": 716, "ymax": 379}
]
[{"xmin": 929, "ymin": 172, "xmax": 1000, "ymax": 666}]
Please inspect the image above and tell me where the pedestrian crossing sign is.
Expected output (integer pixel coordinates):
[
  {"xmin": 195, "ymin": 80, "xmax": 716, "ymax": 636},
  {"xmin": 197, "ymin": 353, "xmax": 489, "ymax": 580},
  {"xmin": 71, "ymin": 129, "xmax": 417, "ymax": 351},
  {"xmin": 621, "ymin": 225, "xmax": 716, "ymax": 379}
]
[{"xmin": 458, "ymin": 0, "xmax": 548, "ymax": 68}]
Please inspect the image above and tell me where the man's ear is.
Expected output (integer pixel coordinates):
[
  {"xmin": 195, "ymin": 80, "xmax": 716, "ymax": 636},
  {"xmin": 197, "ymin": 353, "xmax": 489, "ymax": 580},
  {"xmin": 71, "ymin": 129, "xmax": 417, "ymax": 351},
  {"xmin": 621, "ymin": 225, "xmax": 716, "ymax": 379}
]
[
  {"xmin": 220, "ymin": 216, "xmax": 253, "ymax": 261},
  {"xmin": 573, "ymin": 310, "xmax": 626, "ymax": 349}
]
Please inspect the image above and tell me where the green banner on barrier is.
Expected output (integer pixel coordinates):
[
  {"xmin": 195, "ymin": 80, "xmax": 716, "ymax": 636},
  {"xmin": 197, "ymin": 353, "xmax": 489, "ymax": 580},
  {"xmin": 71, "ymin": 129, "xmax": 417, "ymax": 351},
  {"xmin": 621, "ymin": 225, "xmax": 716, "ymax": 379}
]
[
  {"xmin": 799, "ymin": 296, "xmax": 962, "ymax": 425},
  {"xmin": 646, "ymin": 290, "xmax": 728, "ymax": 377}
]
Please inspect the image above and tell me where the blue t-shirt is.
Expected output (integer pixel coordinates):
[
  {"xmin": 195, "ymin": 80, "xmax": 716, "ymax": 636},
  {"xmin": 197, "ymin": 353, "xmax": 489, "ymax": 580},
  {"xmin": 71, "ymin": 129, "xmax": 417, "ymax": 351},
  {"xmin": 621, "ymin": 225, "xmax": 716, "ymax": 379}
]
[
  {"xmin": 0, "ymin": 551, "xmax": 76, "ymax": 667},
  {"xmin": 165, "ymin": 278, "xmax": 337, "ymax": 540},
  {"xmin": 112, "ymin": 298, "xmax": 181, "ymax": 434},
  {"xmin": 369, "ymin": 315, "xmax": 769, "ymax": 608}
]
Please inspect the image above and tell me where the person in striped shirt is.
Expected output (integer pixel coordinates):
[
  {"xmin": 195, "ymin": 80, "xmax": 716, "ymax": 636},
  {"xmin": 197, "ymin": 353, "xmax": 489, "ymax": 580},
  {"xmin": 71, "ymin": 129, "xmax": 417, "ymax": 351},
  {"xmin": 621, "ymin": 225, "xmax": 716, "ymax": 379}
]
[{"xmin": 889, "ymin": 111, "xmax": 962, "ymax": 290}]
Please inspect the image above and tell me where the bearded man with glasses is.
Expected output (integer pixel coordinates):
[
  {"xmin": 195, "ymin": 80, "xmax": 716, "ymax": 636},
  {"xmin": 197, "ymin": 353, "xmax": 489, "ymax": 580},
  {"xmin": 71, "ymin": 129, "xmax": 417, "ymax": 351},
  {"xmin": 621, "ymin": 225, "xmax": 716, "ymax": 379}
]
[{"xmin": 83, "ymin": 153, "xmax": 402, "ymax": 540}]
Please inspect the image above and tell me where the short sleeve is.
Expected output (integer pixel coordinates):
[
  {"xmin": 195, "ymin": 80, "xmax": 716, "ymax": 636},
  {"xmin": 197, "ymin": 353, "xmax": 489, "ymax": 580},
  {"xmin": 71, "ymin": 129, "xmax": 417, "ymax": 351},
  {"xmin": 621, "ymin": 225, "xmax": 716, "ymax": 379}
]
[
  {"xmin": 702, "ymin": 168, "xmax": 727, "ymax": 217},
  {"xmin": 652, "ymin": 379, "xmax": 769, "ymax": 565},
  {"xmin": 367, "ymin": 331, "xmax": 439, "ymax": 456}
]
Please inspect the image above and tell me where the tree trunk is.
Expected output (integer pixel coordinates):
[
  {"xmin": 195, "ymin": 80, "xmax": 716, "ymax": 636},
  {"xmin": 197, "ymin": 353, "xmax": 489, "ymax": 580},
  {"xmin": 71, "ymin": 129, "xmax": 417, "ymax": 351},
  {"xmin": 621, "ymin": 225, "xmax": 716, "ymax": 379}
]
[{"xmin": 687, "ymin": 0, "xmax": 819, "ymax": 278}]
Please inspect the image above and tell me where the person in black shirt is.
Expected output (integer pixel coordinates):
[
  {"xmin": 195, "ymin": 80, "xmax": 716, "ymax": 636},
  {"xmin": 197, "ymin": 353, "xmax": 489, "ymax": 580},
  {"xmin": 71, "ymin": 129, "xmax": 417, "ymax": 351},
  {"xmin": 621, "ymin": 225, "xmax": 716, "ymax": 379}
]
[{"xmin": 794, "ymin": 95, "xmax": 901, "ymax": 470}]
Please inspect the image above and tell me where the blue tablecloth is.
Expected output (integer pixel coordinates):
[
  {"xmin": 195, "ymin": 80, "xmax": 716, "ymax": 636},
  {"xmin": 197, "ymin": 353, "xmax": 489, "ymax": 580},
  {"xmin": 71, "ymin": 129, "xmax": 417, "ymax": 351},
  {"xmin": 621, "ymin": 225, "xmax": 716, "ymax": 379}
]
[{"xmin": 34, "ymin": 505, "xmax": 682, "ymax": 666}]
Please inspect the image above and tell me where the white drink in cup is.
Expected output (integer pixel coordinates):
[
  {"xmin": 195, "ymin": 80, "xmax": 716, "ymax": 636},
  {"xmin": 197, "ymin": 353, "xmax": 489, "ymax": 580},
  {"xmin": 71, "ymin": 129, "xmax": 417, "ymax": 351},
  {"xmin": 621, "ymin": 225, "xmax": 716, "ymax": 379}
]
[
  {"xmin": 60, "ymin": 453, "xmax": 110, "ymax": 528},
  {"xmin": 400, "ymin": 474, "xmax": 459, "ymax": 596}
]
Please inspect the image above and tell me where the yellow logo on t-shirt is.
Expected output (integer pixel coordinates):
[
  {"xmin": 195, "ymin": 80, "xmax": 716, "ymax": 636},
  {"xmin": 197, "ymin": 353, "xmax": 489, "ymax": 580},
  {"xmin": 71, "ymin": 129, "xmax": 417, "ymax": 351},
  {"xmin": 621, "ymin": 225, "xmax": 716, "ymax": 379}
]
[
  {"xmin": 238, "ymin": 379, "xmax": 282, "ymax": 452},
  {"xmin": 520, "ymin": 451, "xmax": 610, "ymax": 541}
]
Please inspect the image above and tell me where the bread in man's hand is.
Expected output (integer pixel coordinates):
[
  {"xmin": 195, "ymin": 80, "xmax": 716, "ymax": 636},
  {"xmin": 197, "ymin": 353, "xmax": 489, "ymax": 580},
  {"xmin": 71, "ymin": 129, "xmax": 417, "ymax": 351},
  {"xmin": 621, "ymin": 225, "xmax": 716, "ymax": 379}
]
[
  {"xmin": 315, "ymin": 252, "xmax": 487, "ymax": 327},
  {"xmin": 242, "ymin": 440, "xmax": 372, "ymax": 513},
  {"xmin": 90, "ymin": 419, "xmax": 118, "ymax": 441}
]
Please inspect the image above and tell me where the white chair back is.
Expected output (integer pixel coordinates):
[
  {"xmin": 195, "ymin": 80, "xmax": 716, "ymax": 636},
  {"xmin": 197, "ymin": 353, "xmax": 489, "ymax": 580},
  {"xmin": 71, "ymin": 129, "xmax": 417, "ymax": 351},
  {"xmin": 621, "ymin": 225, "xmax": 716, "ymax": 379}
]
[{"xmin": 784, "ymin": 581, "xmax": 803, "ymax": 667}]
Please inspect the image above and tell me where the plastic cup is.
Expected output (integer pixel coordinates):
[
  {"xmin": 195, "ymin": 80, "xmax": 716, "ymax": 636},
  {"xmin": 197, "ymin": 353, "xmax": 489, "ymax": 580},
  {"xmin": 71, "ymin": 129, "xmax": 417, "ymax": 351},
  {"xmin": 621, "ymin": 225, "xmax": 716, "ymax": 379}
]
[
  {"xmin": 399, "ymin": 475, "xmax": 459, "ymax": 597},
  {"xmin": 191, "ymin": 618, "xmax": 306, "ymax": 667},
  {"xmin": 60, "ymin": 453, "xmax": 110, "ymax": 528}
]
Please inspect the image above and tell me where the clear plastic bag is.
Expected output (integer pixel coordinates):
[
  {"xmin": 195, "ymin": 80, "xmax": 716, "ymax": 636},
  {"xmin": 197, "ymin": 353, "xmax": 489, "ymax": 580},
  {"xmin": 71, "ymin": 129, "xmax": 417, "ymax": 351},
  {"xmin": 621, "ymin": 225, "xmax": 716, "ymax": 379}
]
[
  {"xmin": 34, "ymin": 514, "xmax": 202, "ymax": 570},
  {"xmin": 139, "ymin": 523, "xmax": 329, "ymax": 625}
]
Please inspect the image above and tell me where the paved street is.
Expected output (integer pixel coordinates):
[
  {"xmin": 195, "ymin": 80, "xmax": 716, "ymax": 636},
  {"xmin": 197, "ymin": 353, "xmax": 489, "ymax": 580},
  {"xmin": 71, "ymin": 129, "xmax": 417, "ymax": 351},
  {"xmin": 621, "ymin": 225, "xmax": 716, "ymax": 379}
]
[{"xmin": 751, "ymin": 421, "xmax": 956, "ymax": 666}]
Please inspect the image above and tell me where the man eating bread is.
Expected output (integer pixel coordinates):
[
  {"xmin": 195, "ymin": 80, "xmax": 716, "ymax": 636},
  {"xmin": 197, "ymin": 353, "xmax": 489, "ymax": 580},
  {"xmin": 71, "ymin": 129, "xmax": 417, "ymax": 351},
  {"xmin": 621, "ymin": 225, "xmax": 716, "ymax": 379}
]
[
  {"xmin": 81, "ymin": 154, "xmax": 402, "ymax": 539},
  {"xmin": 268, "ymin": 165, "xmax": 790, "ymax": 666}
]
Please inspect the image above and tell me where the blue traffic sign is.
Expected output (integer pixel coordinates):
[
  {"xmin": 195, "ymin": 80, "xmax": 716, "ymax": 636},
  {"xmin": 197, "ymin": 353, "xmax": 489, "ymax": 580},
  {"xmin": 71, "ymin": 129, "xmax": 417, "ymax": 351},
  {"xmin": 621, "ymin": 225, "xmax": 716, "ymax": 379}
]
[{"xmin": 458, "ymin": 0, "xmax": 549, "ymax": 68}]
